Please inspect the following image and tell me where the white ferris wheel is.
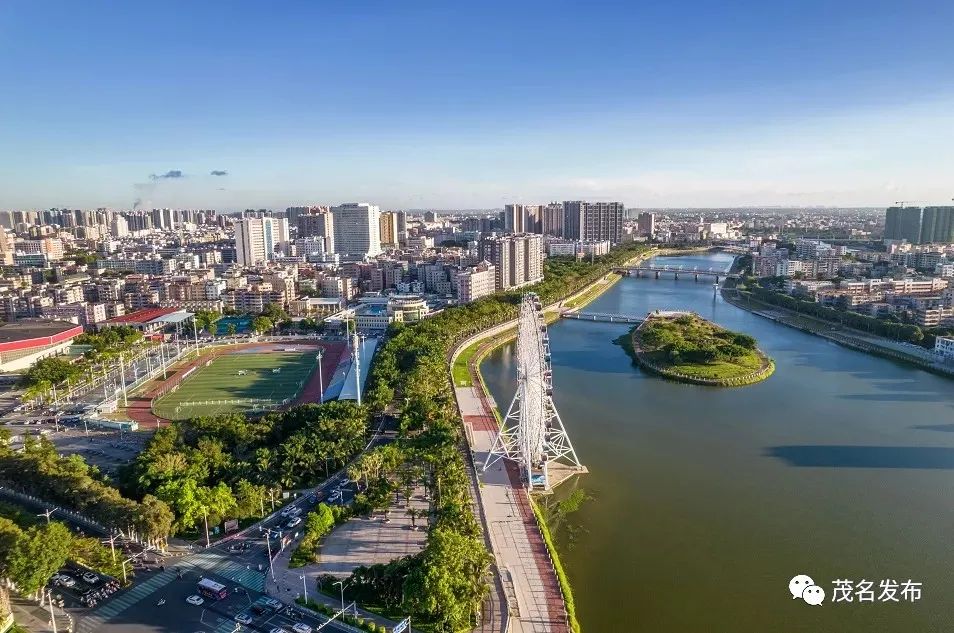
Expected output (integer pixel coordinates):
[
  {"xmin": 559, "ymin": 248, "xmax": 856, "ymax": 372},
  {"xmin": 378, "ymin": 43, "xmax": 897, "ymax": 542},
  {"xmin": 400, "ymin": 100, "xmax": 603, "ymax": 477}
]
[{"xmin": 483, "ymin": 293, "xmax": 582, "ymax": 490}]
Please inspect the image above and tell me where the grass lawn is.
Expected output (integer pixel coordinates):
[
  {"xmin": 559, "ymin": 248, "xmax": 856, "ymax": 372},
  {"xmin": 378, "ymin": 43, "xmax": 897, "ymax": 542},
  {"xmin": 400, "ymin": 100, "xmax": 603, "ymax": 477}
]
[
  {"xmin": 665, "ymin": 355, "xmax": 763, "ymax": 379},
  {"xmin": 453, "ymin": 327, "xmax": 518, "ymax": 388},
  {"xmin": 636, "ymin": 314, "xmax": 766, "ymax": 380},
  {"xmin": 452, "ymin": 339, "xmax": 483, "ymax": 387},
  {"xmin": 152, "ymin": 351, "xmax": 317, "ymax": 420}
]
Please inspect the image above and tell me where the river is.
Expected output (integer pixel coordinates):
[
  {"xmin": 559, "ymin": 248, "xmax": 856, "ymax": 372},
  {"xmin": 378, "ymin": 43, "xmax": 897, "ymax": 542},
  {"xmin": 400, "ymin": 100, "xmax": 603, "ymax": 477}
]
[{"xmin": 480, "ymin": 251, "xmax": 954, "ymax": 632}]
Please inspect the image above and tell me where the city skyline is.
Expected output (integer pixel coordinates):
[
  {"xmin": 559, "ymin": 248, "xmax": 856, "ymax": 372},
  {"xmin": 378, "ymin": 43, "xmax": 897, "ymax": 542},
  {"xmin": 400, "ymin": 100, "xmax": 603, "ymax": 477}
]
[{"xmin": 2, "ymin": 1, "xmax": 954, "ymax": 210}]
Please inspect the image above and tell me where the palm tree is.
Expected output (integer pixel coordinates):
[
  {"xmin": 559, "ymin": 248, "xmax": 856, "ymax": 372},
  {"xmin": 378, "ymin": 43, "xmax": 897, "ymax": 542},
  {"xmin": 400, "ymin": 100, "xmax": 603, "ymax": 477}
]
[{"xmin": 406, "ymin": 507, "xmax": 426, "ymax": 530}]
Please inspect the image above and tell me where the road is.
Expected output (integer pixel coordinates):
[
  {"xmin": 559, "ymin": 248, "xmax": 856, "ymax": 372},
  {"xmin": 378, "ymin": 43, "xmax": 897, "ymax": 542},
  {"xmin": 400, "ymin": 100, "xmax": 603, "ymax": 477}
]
[
  {"xmin": 72, "ymin": 482, "xmax": 363, "ymax": 633},
  {"xmin": 69, "ymin": 416, "xmax": 391, "ymax": 633},
  {"xmin": 75, "ymin": 563, "xmax": 358, "ymax": 633}
]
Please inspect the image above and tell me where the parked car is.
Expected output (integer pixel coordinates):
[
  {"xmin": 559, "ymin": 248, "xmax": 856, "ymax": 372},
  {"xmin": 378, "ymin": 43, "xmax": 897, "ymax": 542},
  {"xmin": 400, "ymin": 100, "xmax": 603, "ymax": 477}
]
[
  {"xmin": 82, "ymin": 572, "xmax": 99, "ymax": 584},
  {"xmin": 235, "ymin": 612, "xmax": 254, "ymax": 625},
  {"xmin": 58, "ymin": 576, "xmax": 76, "ymax": 588}
]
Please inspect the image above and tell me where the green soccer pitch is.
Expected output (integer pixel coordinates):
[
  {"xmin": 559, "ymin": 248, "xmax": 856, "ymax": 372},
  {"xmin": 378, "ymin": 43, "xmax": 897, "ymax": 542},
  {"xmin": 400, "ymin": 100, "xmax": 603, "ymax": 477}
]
[{"xmin": 152, "ymin": 351, "xmax": 317, "ymax": 421}]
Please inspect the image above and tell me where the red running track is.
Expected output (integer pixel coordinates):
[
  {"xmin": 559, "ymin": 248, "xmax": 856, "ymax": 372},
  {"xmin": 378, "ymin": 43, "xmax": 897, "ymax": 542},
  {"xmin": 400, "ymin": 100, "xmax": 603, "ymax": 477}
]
[{"xmin": 125, "ymin": 341, "xmax": 347, "ymax": 429}]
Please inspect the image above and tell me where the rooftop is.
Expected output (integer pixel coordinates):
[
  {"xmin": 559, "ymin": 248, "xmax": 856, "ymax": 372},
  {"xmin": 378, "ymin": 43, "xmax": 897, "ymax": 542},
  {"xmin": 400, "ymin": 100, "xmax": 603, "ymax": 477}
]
[
  {"xmin": 105, "ymin": 307, "xmax": 182, "ymax": 325},
  {"xmin": 0, "ymin": 319, "xmax": 82, "ymax": 344}
]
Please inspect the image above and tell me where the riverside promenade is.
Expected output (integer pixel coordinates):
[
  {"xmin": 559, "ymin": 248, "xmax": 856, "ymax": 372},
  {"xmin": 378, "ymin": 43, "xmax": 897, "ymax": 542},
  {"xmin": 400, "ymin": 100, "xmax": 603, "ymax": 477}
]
[
  {"xmin": 455, "ymin": 367, "xmax": 569, "ymax": 633},
  {"xmin": 448, "ymin": 249, "xmax": 657, "ymax": 633}
]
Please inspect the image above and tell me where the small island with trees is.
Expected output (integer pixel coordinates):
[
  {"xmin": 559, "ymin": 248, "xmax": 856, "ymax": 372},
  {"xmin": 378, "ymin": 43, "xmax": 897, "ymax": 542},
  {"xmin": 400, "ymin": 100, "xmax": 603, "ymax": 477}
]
[{"xmin": 623, "ymin": 312, "xmax": 774, "ymax": 387}]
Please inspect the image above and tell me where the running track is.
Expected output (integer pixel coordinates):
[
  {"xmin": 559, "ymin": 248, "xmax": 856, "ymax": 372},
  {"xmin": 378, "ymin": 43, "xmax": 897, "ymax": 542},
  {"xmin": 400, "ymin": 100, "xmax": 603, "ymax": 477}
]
[{"xmin": 125, "ymin": 341, "xmax": 346, "ymax": 428}]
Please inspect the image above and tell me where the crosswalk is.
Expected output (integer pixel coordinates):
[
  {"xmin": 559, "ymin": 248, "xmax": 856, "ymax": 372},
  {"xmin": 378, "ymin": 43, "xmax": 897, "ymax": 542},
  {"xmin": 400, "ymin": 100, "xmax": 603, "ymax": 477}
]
[
  {"xmin": 76, "ymin": 548, "xmax": 267, "ymax": 632},
  {"xmin": 184, "ymin": 548, "xmax": 266, "ymax": 591},
  {"xmin": 77, "ymin": 570, "xmax": 176, "ymax": 632}
]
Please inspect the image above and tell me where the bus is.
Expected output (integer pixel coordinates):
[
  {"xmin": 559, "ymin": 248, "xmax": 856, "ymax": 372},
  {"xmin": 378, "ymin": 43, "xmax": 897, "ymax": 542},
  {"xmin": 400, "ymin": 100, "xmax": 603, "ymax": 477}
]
[{"xmin": 196, "ymin": 577, "xmax": 228, "ymax": 601}]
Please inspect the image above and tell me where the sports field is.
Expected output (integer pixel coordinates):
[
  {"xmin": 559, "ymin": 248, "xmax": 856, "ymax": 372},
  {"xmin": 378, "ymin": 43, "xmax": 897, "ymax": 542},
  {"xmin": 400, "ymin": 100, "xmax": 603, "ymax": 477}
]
[{"xmin": 152, "ymin": 351, "xmax": 318, "ymax": 421}]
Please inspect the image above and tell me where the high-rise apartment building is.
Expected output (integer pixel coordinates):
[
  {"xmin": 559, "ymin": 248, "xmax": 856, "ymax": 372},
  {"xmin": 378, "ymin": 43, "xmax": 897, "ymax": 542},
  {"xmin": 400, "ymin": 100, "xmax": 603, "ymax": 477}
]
[
  {"xmin": 478, "ymin": 233, "xmax": 543, "ymax": 291},
  {"xmin": 297, "ymin": 210, "xmax": 335, "ymax": 253},
  {"xmin": 637, "ymin": 212, "xmax": 656, "ymax": 237},
  {"xmin": 379, "ymin": 211, "xmax": 400, "ymax": 246},
  {"xmin": 542, "ymin": 202, "xmax": 565, "ymax": 237},
  {"xmin": 457, "ymin": 261, "xmax": 497, "ymax": 303},
  {"xmin": 899, "ymin": 207, "xmax": 923, "ymax": 244},
  {"xmin": 921, "ymin": 206, "xmax": 954, "ymax": 244},
  {"xmin": 884, "ymin": 206, "xmax": 954, "ymax": 244},
  {"xmin": 234, "ymin": 217, "xmax": 289, "ymax": 266},
  {"xmin": 0, "ymin": 230, "xmax": 12, "ymax": 265},
  {"xmin": 884, "ymin": 206, "xmax": 902, "ymax": 241},
  {"xmin": 331, "ymin": 203, "xmax": 382, "ymax": 260},
  {"xmin": 110, "ymin": 214, "xmax": 129, "ymax": 238},
  {"xmin": 395, "ymin": 210, "xmax": 408, "ymax": 245},
  {"xmin": 502, "ymin": 204, "xmax": 545, "ymax": 234},
  {"xmin": 564, "ymin": 201, "xmax": 625, "ymax": 243},
  {"xmin": 502, "ymin": 204, "xmax": 526, "ymax": 233}
]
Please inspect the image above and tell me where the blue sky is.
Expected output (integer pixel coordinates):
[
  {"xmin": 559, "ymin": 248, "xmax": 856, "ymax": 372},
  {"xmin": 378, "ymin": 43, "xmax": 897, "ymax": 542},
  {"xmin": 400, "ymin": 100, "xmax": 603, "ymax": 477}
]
[{"xmin": 1, "ymin": 0, "xmax": 953, "ymax": 210}]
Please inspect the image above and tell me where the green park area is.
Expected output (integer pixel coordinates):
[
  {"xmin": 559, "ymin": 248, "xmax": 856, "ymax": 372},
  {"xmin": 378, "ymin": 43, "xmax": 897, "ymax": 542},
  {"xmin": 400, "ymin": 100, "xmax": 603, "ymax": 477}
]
[
  {"xmin": 152, "ymin": 351, "xmax": 317, "ymax": 420},
  {"xmin": 630, "ymin": 314, "xmax": 772, "ymax": 384}
]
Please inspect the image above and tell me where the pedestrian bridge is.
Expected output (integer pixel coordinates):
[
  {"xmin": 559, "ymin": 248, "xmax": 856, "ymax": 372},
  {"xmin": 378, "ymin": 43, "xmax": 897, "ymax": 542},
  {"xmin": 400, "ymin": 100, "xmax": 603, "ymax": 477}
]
[
  {"xmin": 560, "ymin": 311, "xmax": 645, "ymax": 324},
  {"xmin": 614, "ymin": 265, "xmax": 738, "ymax": 282}
]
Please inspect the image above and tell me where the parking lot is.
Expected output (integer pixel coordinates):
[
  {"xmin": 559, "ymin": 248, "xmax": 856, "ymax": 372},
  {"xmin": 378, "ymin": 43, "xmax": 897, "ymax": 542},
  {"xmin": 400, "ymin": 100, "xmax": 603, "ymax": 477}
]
[
  {"xmin": 48, "ymin": 562, "xmax": 121, "ymax": 610},
  {"xmin": 4, "ymin": 420, "xmax": 151, "ymax": 477}
]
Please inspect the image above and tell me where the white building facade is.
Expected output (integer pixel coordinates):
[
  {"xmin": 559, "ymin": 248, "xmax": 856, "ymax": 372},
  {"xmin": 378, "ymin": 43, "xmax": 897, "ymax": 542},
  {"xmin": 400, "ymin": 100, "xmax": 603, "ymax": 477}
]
[
  {"xmin": 331, "ymin": 203, "xmax": 382, "ymax": 260},
  {"xmin": 234, "ymin": 217, "xmax": 289, "ymax": 266}
]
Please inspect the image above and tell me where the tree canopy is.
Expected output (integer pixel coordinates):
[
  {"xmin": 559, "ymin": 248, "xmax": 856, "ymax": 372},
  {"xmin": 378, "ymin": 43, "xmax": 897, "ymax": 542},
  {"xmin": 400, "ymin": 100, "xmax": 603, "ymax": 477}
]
[{"xmin": 124, "ymin": 401, "xmax": 369, "ymax": 533}]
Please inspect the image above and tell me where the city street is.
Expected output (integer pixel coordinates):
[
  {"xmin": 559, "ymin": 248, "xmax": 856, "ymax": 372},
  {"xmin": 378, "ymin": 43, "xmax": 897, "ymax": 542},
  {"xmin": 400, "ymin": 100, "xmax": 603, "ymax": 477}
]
[{"xmin": 75, "ymin": 564, "xmax": 357, "ymax": 633}]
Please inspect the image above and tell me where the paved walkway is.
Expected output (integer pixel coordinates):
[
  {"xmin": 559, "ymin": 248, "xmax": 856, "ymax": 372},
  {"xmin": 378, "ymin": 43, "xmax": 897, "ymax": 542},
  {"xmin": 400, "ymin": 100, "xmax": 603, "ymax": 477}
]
[
  {"xmin": 313, "ymin": 490, "xmax": 428, "ymax": 576},
  {"xmin": 264, "ymin": 532, "xmax": 409, "ymax": 632},
  {"xmin": 9, "ymin": 593, "xmax": 72, "ymax": 633},
  {"xmin": 457, "ymin": 385, "xmax": 569, "ymax": 633}
]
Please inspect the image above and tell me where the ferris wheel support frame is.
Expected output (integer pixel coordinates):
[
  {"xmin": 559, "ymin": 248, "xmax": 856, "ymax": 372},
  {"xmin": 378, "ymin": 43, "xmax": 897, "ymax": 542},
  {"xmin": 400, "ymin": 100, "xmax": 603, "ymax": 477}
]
[{"xmin": 483, "ymin": 292, "xmax": 582, "ymax": 490}]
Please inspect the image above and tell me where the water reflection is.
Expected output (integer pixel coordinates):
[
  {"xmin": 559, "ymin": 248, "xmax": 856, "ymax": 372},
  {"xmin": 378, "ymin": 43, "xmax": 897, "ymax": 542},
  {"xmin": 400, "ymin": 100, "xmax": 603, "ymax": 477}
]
[{"xmin": 481, "ymin": 252, "xmax": 954, "ymax": 633}]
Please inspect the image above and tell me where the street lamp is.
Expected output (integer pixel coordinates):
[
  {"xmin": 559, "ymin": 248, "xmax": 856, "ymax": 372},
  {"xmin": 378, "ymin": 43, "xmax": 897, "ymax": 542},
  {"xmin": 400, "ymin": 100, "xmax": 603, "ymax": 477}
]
[
  {"xmin": 300, "ymin": 574, "xmax": 308, "ymax": 603},
  {"xmin": 121, "ymin": 546, "xmax": 155, "ymax": 584},
  {"xmin": 316, "ymin": 349, "xmax": 324, "ymax": 403},
  {"xmin": 37, "ymin": 508, "xmax": 57, "ymax": 524},
  {"xmin": 260, "ymin": 527, "xmax": 280, "ymax": 582},
  {"xmin": 43, "ymin": 588, "xmax": 59, "ymax": 633},
  {"xmin": 202, "ymin": 507, "xmax": 211, "ymax": 548},
  {"xmin": 102, "ymin": 533, "xmax": 120, "ymax": 564},
  {"xmin": 333, "ymin": 579, "xmax": 349, "ymax": 613}
]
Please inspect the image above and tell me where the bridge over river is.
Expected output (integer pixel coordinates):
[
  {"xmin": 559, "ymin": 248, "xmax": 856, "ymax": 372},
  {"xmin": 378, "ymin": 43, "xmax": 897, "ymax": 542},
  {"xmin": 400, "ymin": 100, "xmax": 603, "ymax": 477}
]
[
  {"xmin": 560, "ymin": 309, "xmax": 692, "ymax": 324},
  {"xmin": 613, "ymin": 264, "xmax": 740, "ymax": 283}
]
